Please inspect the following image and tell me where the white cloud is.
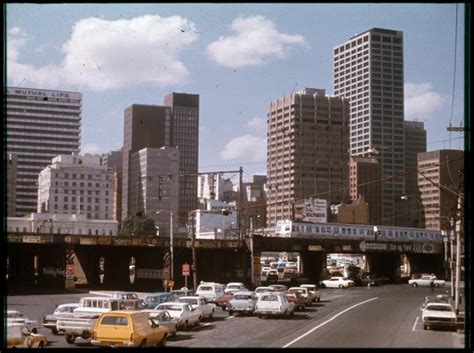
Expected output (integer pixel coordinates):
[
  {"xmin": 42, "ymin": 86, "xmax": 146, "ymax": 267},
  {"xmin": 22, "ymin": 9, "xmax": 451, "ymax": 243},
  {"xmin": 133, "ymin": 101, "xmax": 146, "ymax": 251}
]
[
  {"xmin": 7, "ymin": 27, "xmax": 28, "ymax": 62},
  {"xmin": 220, "ymin": 134, "xmax": 266, "ymax": 162},
  {"xmin": 207, "ymin": 15, "xmax": 309, "ymax": 68},
  {"xmin": 404, "ymin": 82, "xmax": 447, "ymax": 120},
  {"xmin": 7, "ymin": 15, "xmax": 199, "ymax": 91},
  {"xmin": 245, "ymin": 117, "xmax": 266, "ymax": 132}
]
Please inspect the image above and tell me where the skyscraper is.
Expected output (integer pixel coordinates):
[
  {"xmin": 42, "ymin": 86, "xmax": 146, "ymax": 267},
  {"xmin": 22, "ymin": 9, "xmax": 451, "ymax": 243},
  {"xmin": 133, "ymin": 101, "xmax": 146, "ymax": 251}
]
[
  {"xmin": 122, "ymin": 93, "xmax": 199, "ymax": 229},
  {"xmin": 266, "ymin": 88, "xmax": 350, "ymax": 228},
  {"xmin": 333, "ymin": 28, "xmax": 405, "ymax": 225},
  {"xmin": 6, "ymin": 87, "xmax": 82, "ymax": 216},
  {"xmin": 163, "ymin": 93, "xmax": 199, "ymax": 227},
  {"xmin": 121, "ymin": 104, "xmax": 171, "ymax": 222}
]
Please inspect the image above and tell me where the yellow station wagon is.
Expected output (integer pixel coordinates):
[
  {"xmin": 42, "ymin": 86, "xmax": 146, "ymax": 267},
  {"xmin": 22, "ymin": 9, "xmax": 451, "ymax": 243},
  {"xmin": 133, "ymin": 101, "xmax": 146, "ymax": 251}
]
[{"xmin": 91, "ymin": 311, "xmax": 168, "ymax": 348}]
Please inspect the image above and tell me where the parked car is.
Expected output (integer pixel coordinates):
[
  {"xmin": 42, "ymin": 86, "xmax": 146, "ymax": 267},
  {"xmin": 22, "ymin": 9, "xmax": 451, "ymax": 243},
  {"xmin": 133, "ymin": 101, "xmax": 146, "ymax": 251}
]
[
  {"xmin": 320, "ymin": 277, "xmax": 355, "ymax": 289},
  {"xmin": 136, "ymin": 292, "xmax": 174, "ymax": 310},
  {"xmin": 7, "ymin": 310, "xmax": 38, "ymax": 333},
  {"xmin": 286, "ymin": 290, "xmax": 306, "ymax": 310},
  {"xmin": 266, "ymin": 270, "xmax": 279, "ymax": 282},
  {"xmin": 170, "ymin": 288, "xmax": 194, "ymax": 301},
  {"xmin": 225, "ymin": 282, "xmax": 247, "ymax": 294},
  {"xmin": 409, "ymin": 275, "xmax": 446, "ymax": 288},
  {"xmin": 109, "ymin": 292, "xmax": 140, "ymax": 309},
  {"xmin": 178, "ymin": 296, "xmax": 216, "ymax": 319},
  {"xmin": 261, "ymin": 266, "xmax": 271, "ymax": 277},
  {"xmin": 255, "ymin": 292, "xmax": 295, "ymax": 318},
  {"xmin": 299, "ymin": 284, "xmax": 321, "ymax": 302},
  {"xmin": 90, "ymin": 310, "xmax": 168, "ymax": 347},
  {"xmin": 216, "ymin": 291, "xmax": 234, "ymax": 310},
  {"xmin": 227, "ymin": 291, "xmax": 258, "ymax": 316},
  {"xmin": 7, "ymin": 323, "xmax": 47, "ymax": 348},
  {"xmin": 155, "ymin": 302, "xmax": 201, "ymax": 330},
  {"xmin": 422, "ymin": 303, "xmax": 457, "ymax": 331},
  {"xmin": 358, "ymin": 274, "xmax": 381, "ymax": 287},
  {"xmin": 142, "ymin": 310, "xmax": 177, "ymax": 337},
  {"xmin": 420, "ymin": 295, "xmax": 449, "ymax": 310},
  {"xmin": 287, "ymin": 287, "xmax": 311, "ymax": 307},
  {"xmin": 283, "ymin": 267, "xmax": 298, "ymax": 278},
  {"xmin": 255, "ymin": 286, "xmax": 275, "ymax": 299},
  {"xmin": 268, "ymin": 284, "xmax": 288, "ymax": 293},
  {"xmin": 195, "ymin": 282, "xmax": 225, "ymax": 303},
  {"xmin": 42, "ymin": 303, "xmax": 79, "ymax": 335}
]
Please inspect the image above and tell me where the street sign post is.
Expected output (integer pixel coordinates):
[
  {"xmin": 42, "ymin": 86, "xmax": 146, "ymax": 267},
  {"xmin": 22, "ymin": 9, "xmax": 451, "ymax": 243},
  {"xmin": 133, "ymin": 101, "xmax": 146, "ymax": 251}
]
[{"xmin": 182, "ymin": 263, "xmax": 190, "ymax": 289}]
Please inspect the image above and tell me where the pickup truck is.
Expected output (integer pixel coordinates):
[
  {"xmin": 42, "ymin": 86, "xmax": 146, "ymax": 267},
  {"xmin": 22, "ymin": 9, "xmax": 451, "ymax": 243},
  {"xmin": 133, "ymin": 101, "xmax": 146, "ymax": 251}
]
[
  {"xmin": 56, "ymin": 315, "xmax": 99, "ymax": 344},
  {"xmin": 57, "ymin": 296, "xmax": 124, "ymax": 344},
  {"xmin": 408, "ymin": 275, "xmax": 446, "ymax": 288}
]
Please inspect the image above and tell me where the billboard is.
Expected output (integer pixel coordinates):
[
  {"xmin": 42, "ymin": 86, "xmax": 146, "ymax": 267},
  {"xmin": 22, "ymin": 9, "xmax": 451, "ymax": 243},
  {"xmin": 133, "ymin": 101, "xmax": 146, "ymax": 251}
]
[{"xmin": 294, "ymin": 198, "xmax": 327, "ymax": 223}]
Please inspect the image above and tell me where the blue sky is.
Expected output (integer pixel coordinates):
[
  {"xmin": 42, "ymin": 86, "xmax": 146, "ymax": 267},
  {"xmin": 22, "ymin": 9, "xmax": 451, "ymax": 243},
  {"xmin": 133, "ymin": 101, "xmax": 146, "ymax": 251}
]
[{"xmin": 6, "ymin": 3, "xmax": 465, "ymax": 180}]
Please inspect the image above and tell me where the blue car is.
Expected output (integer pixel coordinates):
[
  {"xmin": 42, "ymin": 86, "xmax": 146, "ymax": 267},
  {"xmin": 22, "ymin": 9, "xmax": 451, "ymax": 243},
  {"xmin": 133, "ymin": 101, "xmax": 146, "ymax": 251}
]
[{"xmin": 136, "ymin": 292, "xmax": 174, "ymax": 310}]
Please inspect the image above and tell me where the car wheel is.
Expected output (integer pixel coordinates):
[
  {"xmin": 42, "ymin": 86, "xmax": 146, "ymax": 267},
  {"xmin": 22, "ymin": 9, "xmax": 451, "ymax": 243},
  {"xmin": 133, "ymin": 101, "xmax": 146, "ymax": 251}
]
[
  {"xmin": 195, "ymin": 318, "xmax": 200, "ymax": 327},
  {"xmin": 52, "ymin": 328, "xmax": 58, "ymax": 335},
  {"xmin": 339, "ymin": 284, "xmax": 344, "ymax": 289},
  {"xmin": 424, "ymin": 324, "xmax": 429, "ymax": 330},
  {"xmin": 412, "ymin": 283, "xmax": 418, "ymax": 288},
  {"xmin": 320, "ymin": 283, "xmax": 326, "ymax": 288},
  {"xmin": 210, "ymin": 309, "xmax": 214, "ymax": 319},
  {"xmin": 183, "ymin": 321, "xmax": 188, "ymax": 330},
  {"xmin": 229, "ymin": 310, "xmax": 234, "ymax": 316},
  {"xmin": 157, "ymin": 335, "xmax": 167, "ymax": 347},
  {"xmin": 435, "ymin": 283, "xmax": 439, "ymax": 288},
  {"xmin": 65, "ymin": 335, "xmax": 76, "ymax": 344},
  {"xmin": 139, "ymin": 339, "xmax": 147, "ymax": 348},
  {"xmin": 38, "ymin": 341, "xmax": 45, "ymax": 349}
]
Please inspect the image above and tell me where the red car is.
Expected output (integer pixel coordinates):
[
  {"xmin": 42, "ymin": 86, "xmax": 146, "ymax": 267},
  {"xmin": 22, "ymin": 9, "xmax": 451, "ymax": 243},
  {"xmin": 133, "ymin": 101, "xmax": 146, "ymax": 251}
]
[{"xmin": 216, "ymin": 292, "xmax": 234, "ymax": 310}]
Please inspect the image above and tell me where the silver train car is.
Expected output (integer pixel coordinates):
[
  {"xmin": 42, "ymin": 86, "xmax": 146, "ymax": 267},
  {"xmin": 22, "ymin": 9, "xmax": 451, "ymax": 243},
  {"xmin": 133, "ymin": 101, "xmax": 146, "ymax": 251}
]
[{"xmin": 274, "ymin": 220, "xmax": 443, "ymax": 243}]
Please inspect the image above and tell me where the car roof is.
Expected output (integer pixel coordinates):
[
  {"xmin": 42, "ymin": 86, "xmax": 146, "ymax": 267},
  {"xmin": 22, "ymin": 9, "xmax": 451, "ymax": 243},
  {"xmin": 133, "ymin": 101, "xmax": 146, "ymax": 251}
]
[
  {"xmin": 159, "ymin": 301, "xmax": 188, "ymax": 306},
  {"xmin": 58, "ymin": 303, "xmax": 80, "ymax": 307},
  {"xmin": 146, "ymin": 292, "xmax": 173, "ymax": 297},
  {"xmin": 99, "ymin": 310, "xmax": 144, "ymax": 317},
  {"xmin": 232, "ymin": 291, "xmax": 254, "ymax": 296}
]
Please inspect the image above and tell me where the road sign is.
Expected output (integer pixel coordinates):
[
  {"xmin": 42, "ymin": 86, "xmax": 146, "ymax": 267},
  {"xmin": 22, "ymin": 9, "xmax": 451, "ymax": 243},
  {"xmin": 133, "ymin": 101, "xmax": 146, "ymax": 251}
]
[{"xmin": 182, "ymin": 263, "xmax": 190, "ymax": 276}]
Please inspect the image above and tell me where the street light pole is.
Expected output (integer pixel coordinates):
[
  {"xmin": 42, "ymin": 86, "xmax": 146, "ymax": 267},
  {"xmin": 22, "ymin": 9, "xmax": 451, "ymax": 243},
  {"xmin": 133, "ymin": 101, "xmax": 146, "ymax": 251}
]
[{"xmin": 170, "ymin": 211, "xmax": 174, "ymax": 288}]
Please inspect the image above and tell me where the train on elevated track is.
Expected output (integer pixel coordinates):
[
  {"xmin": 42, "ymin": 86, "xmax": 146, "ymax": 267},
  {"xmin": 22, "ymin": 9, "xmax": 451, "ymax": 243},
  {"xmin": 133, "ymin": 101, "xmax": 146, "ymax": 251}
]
[{"xmin": 274, "ymin": 220, "xmax": 443, "ymax": 243}]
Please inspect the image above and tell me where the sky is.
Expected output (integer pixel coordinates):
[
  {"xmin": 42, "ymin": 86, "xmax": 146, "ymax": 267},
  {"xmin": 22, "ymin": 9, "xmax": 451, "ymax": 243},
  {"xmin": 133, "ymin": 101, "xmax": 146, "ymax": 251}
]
[{"xmin": 6, "ymin": 3, "xmax": 466, "ymax": 181}]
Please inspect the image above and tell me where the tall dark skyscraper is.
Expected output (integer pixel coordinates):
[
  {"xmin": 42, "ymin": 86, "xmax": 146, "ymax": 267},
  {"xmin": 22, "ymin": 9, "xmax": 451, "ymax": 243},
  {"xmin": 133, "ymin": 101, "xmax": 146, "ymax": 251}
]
[
  {"xmin": 122, "ymin": 93, "xmax": 199, "ymax": 229},
  {"xmin": 334, "ymin": 28, "xmax": 405, "ymax": 225},
  {"xmin": 121, "ymin": 104, "xmax": 171, "ymax": 222},
  {"xmin": 164, "ymin": 93, "xmax": 200, "ymax": 227}
]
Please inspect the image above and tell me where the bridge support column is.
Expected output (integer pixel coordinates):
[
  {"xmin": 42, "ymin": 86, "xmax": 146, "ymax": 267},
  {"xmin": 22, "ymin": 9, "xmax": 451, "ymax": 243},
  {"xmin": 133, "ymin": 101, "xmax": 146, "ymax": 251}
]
[{"xmin": 300, "ymin": 251, "xmax": 325, "ymax": 284}]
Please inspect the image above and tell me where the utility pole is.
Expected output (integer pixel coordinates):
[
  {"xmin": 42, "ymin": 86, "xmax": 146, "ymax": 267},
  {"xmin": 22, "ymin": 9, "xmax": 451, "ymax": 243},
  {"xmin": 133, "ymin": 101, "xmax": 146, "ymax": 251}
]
[
  {"xmin": 191, "ymin": 211, "xmax": 198, "ymax": 292},
  {"xmin": 454, "ymin": 169, "xmax": 463, "ymax": 314}
]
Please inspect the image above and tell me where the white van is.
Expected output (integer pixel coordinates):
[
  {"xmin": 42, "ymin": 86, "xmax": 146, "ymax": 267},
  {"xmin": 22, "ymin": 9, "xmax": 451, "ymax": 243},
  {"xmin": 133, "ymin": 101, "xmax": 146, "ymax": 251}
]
[{"xmin": 195, "ymin": 282, "xmax": 225, "ymax": 303}]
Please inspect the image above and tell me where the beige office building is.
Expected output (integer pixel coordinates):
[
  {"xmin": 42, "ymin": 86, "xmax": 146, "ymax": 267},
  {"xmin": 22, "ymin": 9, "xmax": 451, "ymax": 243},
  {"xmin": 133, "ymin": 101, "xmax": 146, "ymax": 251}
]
[
  {"xmin": 266, "ymin": 88, "xmax": 350, "ymax": 228},
  {"xmin": 417, "ymin": 150, "xmax": 464, "ymax": 231},
  {"xmin": 334, "ymin": 28, "xmax": 405, "ymax": 225}
]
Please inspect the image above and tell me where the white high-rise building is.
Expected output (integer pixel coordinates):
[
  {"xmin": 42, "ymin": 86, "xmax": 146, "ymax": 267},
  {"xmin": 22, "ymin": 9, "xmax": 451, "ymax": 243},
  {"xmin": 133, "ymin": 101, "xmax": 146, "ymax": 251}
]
[
  {"xmin": 198, "ymin": 174, "xmax": 234, "ymax": 200},
  {"xmin": 333, "ymin": 28, "xmax": 405, "ymax": 225},
  {"xmin": 38, "ymin": 154, "xmax": 114, "ymax": 220},
  {"xmin": 6, "ymin": 87, "xmax": 82, "ymax": 216}
]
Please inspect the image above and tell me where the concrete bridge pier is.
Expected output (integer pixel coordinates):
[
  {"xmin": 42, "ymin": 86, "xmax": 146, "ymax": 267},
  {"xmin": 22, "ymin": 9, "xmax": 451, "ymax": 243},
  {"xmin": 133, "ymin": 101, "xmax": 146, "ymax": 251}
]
[
  {"xmin": 365, "ymin": 252, "xmax": 403, "ymax": 282},
  {"xmin": 300, "ymin": 251, "xmax": 326, "ymax": 284}
]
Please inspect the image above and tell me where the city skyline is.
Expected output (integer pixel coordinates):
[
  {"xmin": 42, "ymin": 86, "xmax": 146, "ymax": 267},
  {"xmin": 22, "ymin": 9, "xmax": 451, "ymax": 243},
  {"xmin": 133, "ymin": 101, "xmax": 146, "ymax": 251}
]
[{"xmin": 6, "ymin": 4, "xmax": 466, "ymax": 178}]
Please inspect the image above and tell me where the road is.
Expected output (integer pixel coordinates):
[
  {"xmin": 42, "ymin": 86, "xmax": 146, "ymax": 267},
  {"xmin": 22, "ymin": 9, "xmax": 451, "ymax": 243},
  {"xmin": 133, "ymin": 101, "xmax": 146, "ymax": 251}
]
[{"xmin": 6, "ymin": 285, "xmax": 464, "ymax": 349}]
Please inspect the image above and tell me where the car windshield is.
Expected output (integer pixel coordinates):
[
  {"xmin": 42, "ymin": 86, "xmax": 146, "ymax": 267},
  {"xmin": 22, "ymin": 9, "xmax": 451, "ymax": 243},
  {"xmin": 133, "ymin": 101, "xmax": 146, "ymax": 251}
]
[
  {"xmin": 261, "ymin": 295, "xmax": 278, "ymax": 301},
  {"xmin": 427, "ymin": 305, "xmax": 453, "ymax": 312},
  {"xmin": 199, "ymin": 286, "xmax": 213, "ymax": 291},
  {"xmin": 234, "ymin": 294, "xmax": 251, "ymax": 300},
  {"xmin": 180, "ymin": 298, "xmax": 198, "ymax": 305},
  {"xmin": 288, "ymin": 289, "xmax": 304, "ymax": 294}
]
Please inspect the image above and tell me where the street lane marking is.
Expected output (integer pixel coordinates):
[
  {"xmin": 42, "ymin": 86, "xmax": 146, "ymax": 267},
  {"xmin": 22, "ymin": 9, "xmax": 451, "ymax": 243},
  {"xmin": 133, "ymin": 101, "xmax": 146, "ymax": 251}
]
[
  {"xmin": 283, "ymin": 297, "xmax": 378, "ymax": 348},
  {"xmin": 412, "ymin": 316, "xmax": 419, "ymax": 331}
]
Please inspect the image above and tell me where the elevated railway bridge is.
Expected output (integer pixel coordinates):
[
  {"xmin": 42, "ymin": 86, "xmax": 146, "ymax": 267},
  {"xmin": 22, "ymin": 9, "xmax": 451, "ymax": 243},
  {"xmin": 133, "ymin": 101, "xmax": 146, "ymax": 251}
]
[{"xmin": 6, "ymin": 230, "xmax": 444, "ymax": 293}]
